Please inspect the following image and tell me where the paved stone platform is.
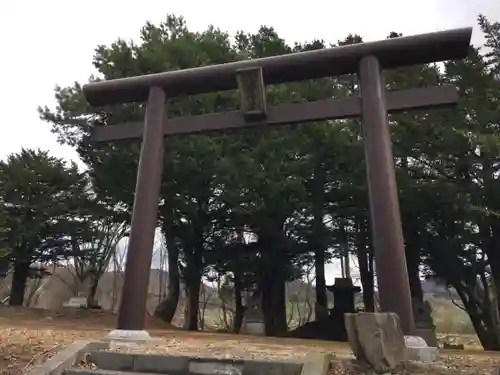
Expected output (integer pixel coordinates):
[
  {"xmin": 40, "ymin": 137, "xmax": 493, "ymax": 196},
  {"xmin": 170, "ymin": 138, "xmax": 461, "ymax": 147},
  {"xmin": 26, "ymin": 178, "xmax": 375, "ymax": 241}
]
[{"xmin": 25, "ymin": 339, "xmax": 332, "ymax": 375}]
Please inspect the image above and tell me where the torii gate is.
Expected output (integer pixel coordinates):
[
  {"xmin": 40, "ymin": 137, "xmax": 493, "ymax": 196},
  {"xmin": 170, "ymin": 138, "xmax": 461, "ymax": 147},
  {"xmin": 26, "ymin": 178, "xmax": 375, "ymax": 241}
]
[{"xmin": 83, "ymin": 27, "xmax": 472, "ymax": 337}]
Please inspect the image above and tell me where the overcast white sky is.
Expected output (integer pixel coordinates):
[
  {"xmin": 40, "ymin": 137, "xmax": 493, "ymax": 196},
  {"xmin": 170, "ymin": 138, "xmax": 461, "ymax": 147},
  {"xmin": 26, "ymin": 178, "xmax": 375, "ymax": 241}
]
[{"xmin": 0, "ymin": 0, "xmax": 499, "ymax": 282}]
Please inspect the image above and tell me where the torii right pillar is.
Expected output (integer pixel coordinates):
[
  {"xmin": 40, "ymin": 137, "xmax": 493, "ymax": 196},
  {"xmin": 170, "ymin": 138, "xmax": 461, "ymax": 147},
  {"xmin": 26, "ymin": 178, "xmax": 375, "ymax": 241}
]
[{"xmin": 358, "ymin": 55, "xmax": 415, "ymax": 335}]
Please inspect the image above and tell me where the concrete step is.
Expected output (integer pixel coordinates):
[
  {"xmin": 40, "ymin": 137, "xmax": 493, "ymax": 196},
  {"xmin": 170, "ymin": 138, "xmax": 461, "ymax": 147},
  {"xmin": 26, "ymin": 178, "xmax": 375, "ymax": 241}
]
[
  {"xmin": 66, "ymin": 369, "xmax": 163, "ymax": 375},
  {"xmin": 87, "ymin": 351, "xmax": 193, "ymax": 373},
  {"xmin": 82, "ymin": 350, "xmax": 307, "ymax": 375}
]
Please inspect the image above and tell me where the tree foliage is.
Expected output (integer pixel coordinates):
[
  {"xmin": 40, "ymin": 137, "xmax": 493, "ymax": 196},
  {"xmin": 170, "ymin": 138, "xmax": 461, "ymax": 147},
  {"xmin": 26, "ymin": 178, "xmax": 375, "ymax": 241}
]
[{"xmin": 0, "ymin": 149, "xmax": 91, "ymax": 305}]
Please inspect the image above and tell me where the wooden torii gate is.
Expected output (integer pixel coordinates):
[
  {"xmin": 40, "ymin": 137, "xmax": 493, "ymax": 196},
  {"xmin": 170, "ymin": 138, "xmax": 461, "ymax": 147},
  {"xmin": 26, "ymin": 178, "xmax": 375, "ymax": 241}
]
[{"xmin": 83, "ymin": 27, "xmax": 472, "ymax": 336}]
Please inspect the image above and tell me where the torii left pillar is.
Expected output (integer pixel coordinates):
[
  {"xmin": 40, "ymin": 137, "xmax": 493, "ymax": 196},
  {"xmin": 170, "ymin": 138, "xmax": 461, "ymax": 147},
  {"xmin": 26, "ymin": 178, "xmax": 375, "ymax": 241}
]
[{"xmin": 108, "ymin": 87, "xmax": 166, "ymax": 340}]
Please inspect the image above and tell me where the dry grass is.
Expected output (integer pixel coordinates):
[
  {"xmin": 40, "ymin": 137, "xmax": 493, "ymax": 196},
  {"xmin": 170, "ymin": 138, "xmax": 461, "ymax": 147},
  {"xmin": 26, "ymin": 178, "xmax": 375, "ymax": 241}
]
[
  {"xmin": 0, "ymin": 306, "xmax": 172, "ymax": 375},
  {"xmin": 1, "ymin": 326, "xmax": 103, "ymax": 374},
  {"xmin": 430, "ymin": 297, "xmax": 477, "ymax": 336},
  {"xmin": 104, "ymin": 334, "xmax": 351, "ymax": 361},
  {"xmin": 329, "ymin": 356, "xmax": 500, "ymax": 375}
]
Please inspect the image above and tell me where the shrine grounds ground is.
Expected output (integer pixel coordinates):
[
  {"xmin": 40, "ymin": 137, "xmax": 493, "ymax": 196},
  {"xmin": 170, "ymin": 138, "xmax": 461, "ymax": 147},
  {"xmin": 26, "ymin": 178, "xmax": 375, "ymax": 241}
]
[{"xmin": 1, "ymin": 306, "xmax": 500, "ymax": 375}]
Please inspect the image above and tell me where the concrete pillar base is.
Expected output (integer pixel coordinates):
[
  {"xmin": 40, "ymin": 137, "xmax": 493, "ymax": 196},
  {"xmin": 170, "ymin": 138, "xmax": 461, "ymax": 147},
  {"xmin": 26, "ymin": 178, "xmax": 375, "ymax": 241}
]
[
  {"xmin": 243, "ymin": 321, "xmax": 265, "ymax": 335},
  {"xmin": 404, "ymin": 335, "xmax": 439, "ymax": 363}
]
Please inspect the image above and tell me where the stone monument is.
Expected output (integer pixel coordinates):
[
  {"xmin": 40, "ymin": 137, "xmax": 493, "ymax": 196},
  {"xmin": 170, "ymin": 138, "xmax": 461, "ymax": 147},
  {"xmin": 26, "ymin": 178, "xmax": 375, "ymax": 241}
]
[
  {"xmin": 327, "ymin": 278, "xmax": 362, "ymax": 315},
  {"xmin": 326, "ymin": 278, "xmax": 362, "ymax": 341},
  {"xmin": 242, "ymin": 292, "xmax": 265, "ymax": 335}
]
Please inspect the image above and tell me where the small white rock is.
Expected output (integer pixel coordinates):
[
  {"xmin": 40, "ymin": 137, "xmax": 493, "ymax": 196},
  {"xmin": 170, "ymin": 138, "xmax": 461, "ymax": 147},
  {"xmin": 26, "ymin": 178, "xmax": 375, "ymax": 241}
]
[
  {"xmin": 404, "ymin": 335, "xmax": 428, "ymax": 348},
  {"xmin": 107, "ymin": 329, "xmax": 152, "ymax": 341}
]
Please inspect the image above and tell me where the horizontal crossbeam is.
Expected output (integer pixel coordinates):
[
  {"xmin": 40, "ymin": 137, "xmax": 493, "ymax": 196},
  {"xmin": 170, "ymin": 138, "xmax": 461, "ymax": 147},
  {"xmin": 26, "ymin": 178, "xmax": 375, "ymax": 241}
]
[
  {"xmin": 93, "ymin": 86, "xmax": 458, "ymax": 142},
  {"xmin": 83, "ymin": 28, "xmax": 471, "ymax": 106}
]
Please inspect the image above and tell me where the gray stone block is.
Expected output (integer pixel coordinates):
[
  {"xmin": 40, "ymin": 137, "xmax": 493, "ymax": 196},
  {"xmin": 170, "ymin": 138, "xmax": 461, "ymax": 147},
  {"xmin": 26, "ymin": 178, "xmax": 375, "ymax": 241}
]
[
  {"xmin": 66, "ymin": 369, "xmax": 160, "ymax": 375},
  {"xmin": 243, "ymin": 322, "xmax": 265, "ymax": 336},
  {"xmin": 85, "ymin": 342, "xmax": 111, "ymax": 351},
  {"xmin": 406, "ymin": 346, "xmax": 439, "ymax": 363},
  {"xmin": 345, "ymin": 312, "xmax": 408, "ymax": 373},
  {"xmin": 189, "ymin": 360, "xmax": 243, "ymax": 375},
  {"xmin": 242, "ymin": 360, "xmax": 302, "ymax": 375},
  {"xmin": 88, "ymin": 351, "xmax": 134, "ymax": 371},
  {"xmin": 300, "ymin": 355, "xmax": 331, "ymax": 375},
  {"xmin": 133, "ymin": 354, "xmax": 189, "ymax": 373},
  {"xmin": 27, "ymin": 340, "xmax": 91, "ymax": 375},
  {"xmin": 404, "ymin": 335, "xmax": 439, "ymax": 363}
]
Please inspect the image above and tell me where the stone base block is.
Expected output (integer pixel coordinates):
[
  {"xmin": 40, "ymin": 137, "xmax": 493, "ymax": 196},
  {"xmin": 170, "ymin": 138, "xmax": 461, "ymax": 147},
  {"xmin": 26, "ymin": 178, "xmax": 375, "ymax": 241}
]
[
  {"xmin": 243, "ymin": 321, "xmax": 265, "ymax": 335},
  {"xmin": 404, "ymin": 335, "xmax": 439, "ymax": 363},
  {"xmin": 406, "ymin": 346, "xmax": 439, "ymax": 362}
]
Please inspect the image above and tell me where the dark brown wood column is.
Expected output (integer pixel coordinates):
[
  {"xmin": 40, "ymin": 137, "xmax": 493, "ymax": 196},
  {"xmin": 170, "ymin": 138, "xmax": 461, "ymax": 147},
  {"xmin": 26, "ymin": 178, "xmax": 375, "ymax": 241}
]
[
  {"xmin": 358, "ymin": 55, "xmax": 415, "ymax": 334},
  {"xmin": 116, "ymin": 87, "xmax": 166, "ymax": 330}
]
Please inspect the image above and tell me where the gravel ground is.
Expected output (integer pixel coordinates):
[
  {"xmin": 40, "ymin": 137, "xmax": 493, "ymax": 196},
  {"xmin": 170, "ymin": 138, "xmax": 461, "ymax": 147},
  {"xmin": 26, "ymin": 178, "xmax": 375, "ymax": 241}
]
[
  {"xmin": 327, "ymin": 355, "xmax": 500, "ymax": 375},
  {"xmin": 0, "ymin": 306, "xmax": 498, "ymax": 375},
  {"xmin": 105, "ymin": 338, "xmax": 344, "ymax": 360}
]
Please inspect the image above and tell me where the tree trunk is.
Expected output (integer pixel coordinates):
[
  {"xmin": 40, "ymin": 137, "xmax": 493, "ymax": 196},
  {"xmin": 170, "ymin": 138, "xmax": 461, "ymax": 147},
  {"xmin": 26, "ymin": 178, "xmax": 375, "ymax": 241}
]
[
  {"xmin": 183, "ymin": 276, "xmax": 201, "ymax": 330},
  {"xmin": 356, "ymin": 217, "xmax": 375, "ymax": 312},
  {"xmin": 314, "ymin": 249, "xmax": 327, "ymax": 311},
  {"xmin": 183, "ymin": 242, "xmax": 203, "ymax": 331},
  {"xmin": 260, "ymin": 252, "xmax": 287, "ymax": 336},
  {"xmin": 256, "ymin": 227, "xmax": 288, "ymax": 336},
  {"xmin": 479, "ymin": 166, "xmax": 500, "ymax": 324},
  {"xmin": 455, "ymin": 283, "xmax": 500, "ymax": 351},
  {"xmin": 87, "ymin": 275, "xmax": 100, "ymax": 308},
  {"xmin": 344, "ymin": 252, "xmax": 351, "ymax": 278},
  {"xmin": 468, "ymin": 213, "xmax": 500, "ymax": 349},
  {"xmin": 273, "ymin": 277, "xmax": 288, "ymax": 336},
  {"xmin": 312, "ymin": 159, "xmax": 327, "ymax": 314},
  {"xmin": 261, "ymin": 271, "xmax": 275, "ymax": 335},
  {"xmin": 406, "ymin": 246, "xmax": 423, "ymax": 303},
  {"xmin": 154, "ymin": 231, "xmax": 180, "ymax": 323},
  {"xmin": 232, "ymin": 270, "xmax": 245, "ymax": 333},
  {"xmin": 403, "ymin": 221, "xmax": 424, "ymax": 303},
  {"xmin": 339, "ymin": 219, "xmax": 350, "ymax": 278},
  {"xmin": 260, "ymin": 249, "xmax": 278, "ymax": 336},
  {"xmin": 484, "ymin": 221, "xmax": 500, "ymax": 321},
  {"xmin": 9, "ymin": 261, "xmax": 30, "ymax": 306}
]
